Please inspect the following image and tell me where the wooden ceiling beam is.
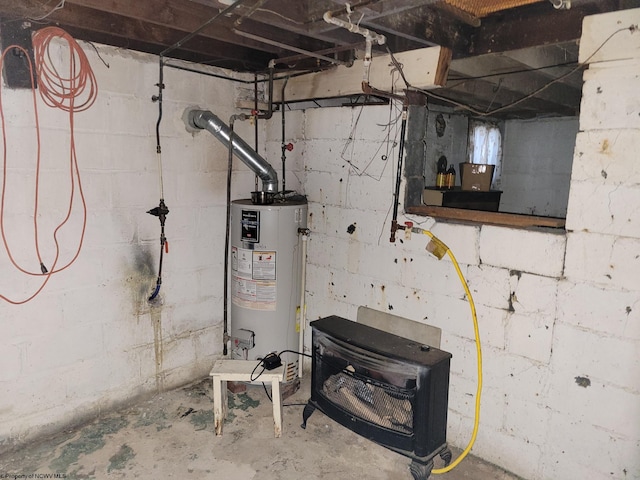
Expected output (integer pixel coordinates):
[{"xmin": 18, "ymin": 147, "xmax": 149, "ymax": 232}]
[
  {"xmin": 435, "ymin": 73, "xmax": 579, "ymax": 118},
  {"xmin": 359, "ymin": 4, "xmax": 473, "ymax": 51},
  {"xmin": 0, "ymin": 0, "xmax": 274, "ymax": 68},
  {"xmin": 65, "ymin": 0, "xmax": 334, "ymax": 56},
  {"xmin": 448, "ymin": 52, "xmax": 582, "ymax": 111},
  {"xmin": 0, "ymin": 0, "xmax": 279, "ymax": 54},
  {"xmin": 466, "ymin": 1, "xmax": 620, "ymax": 57},
  {"xmin": 61, "ymin": 25, "xmax": 268, "ymax": 69}
]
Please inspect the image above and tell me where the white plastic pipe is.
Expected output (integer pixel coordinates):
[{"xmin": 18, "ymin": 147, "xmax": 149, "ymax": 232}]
[
  {"xmin": 323, "ymin": 11, "xmax": 386, "ymax": 82},
  {"xmin": 298, "ymin": 231, "xmax": 308, "ymax": 378},
  {"xmin": 322, "ymin": 11, "xmax": 386, "ymax": 45}
]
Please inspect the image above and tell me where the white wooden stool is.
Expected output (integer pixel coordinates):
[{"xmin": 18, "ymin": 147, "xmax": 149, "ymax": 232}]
[{"xmin": 209, "ymin": 359, "xmax": 285, "ymax": 437}]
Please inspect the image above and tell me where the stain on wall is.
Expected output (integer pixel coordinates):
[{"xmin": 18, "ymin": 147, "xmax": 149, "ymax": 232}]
[
  {"xmin": 574, "ymin": 376, "xmax": 591, "ymax": 388},
  {"xmin": 124, "ymin": 242, "xmax": 166, "ymax": 391}
]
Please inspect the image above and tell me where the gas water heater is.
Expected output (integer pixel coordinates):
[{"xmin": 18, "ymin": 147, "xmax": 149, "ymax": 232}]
[
  {"xmin": 186, "ymin": 108, "xmax": 307, "ymax": 384},
  {"xmin": 230, "ymin": 199, "xmax": 307, "ymax": 381}
]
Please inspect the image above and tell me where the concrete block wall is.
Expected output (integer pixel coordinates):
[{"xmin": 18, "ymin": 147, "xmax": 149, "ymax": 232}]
[
  {"xmin": 265, "ymin": 9, "xmax": 639, "ymax": 479},
  {"xmin": 554, "ymin": 9, "xmax": 640, "ymax": 480},
  {"xmin": 0, "ymin": 43, "xmax": 256, "ymax": 450}
]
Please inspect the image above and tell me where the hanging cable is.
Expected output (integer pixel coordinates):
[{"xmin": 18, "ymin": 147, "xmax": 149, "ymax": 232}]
[{"xmin": 0, "ymin": 27, "xmax": 96, "ymax": 304}]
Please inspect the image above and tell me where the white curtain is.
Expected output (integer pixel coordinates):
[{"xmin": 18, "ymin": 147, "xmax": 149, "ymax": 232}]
[{"xmin": 468, "ymin": 121, "xmax": 502, "ymax": 189}]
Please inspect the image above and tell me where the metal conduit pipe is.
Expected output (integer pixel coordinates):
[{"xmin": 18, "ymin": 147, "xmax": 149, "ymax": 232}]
[
  {"xmin": 187, "ymin": 109, "xmax": 278, "ymax": 192},
  {"xmin": 256, "ymin": 62, "xmax": 275, "ymax": 121}
]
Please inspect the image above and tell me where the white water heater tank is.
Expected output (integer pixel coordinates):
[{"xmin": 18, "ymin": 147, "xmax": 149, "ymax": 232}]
[{"xmin": 230, "ymin": 198, "xmax": 308, "ymax": 382}]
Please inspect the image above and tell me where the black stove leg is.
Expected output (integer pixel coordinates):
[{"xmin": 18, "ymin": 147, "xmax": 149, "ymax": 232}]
[
  {"xmin": 440, "ymin": 447, "xmax": 452, "ymax": 467},
  {"xmin": 409, "ymin": 459, "xmax": 434, "ymax": 480},
  {"xmin": 300, "ymin": 402, "xmax": 316, "ymax": 429}
]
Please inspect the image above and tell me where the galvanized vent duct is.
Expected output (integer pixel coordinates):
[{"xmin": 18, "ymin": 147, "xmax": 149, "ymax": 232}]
[{"xmin": 187, "ymin": 109, "xmax": 278, "ymax": 192}]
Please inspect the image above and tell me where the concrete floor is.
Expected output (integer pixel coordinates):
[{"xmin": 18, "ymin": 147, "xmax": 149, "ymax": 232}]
[{"xmin": 1, "ymin": 376, "xmax": 523, "ymax": 480}]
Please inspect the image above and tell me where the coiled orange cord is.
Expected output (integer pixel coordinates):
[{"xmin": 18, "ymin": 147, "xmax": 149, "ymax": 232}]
[{"xmin": 0, "ymin": 27, "xmax": 97, "ymax": 304}]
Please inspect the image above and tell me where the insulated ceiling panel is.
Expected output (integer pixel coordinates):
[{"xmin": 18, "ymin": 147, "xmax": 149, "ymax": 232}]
[{"xmin": 440, "ymin": 0, "xmax": 544, "ymax": 17}]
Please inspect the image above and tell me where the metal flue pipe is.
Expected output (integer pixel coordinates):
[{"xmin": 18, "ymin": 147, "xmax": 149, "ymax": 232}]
[{"xmin": 188, "ymin": 109, "xmax": 278, "ymax": 192}]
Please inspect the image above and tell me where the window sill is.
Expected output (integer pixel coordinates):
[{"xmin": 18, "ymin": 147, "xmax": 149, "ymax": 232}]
[{"xmin": 406, "ymin": 205, "xmax": 566, "ymax": 230}]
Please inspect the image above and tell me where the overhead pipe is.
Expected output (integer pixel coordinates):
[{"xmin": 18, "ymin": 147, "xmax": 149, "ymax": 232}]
[
  {"xmin": 275, "ymin": 43, "xmax": 359, "ymax": 67},
  {"xmin": 256, "ymin": 61, "xmax": 275, "ymax": 120},
  {"xmin": 549, "ymin": 0, "xmax": 571, "ymax": 9},
  {"xmin": 390, "ymin": 104, "xmax": 409, "ymax": 243},
  {"xmin": 280, "ymin": 76, "xmax": 290, "ymax": 193},
  {"xmin": 254, "ymin": 74, "xmax": 260, "ymax": 193},
  {"xmin": 323, "ymin": 11, "xmax": 386, "ymax": 81},
  {"xmin": 187, "ymin": 109, "xmax": 278, "ymax": 192},
  {"xmin": 322, "ymin": 11, "xmax": 386, "ymax": 45},
  {"xmin": 233, "ymin": 29, "xmax": 352, "ymax": 67}
]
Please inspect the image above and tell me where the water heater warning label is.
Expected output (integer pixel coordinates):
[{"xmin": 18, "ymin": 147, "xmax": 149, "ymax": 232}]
[
  {"xmin": 231, "ymin": 246, "xmax": 277, "ymax": 310},
  {"xmin": 232, "ymin": 277, "xmax": 276, "ymax": 311},
  {"xmin": 253, "ymin": 251, "xmax": 276, "ymax": 280},
  {"xmin": 231, "ymin": 246, "xmax": 253, "ymax": 277}
]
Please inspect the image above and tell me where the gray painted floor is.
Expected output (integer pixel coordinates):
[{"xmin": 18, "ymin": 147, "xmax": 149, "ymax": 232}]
[{"xmin": 1, "ymin": 376, "xmax": 523, "ymax": 479}]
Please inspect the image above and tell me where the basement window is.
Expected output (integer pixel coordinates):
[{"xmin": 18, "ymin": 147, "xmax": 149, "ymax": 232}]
[{"xmin": 405, "ymin": 106, "xmax": 573, "ymax": 229}]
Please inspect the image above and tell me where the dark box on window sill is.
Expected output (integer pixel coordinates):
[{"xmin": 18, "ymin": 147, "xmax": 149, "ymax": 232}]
[{"xmin": 423, "ymin": 187, "xmax": 502, "ymax": 212}]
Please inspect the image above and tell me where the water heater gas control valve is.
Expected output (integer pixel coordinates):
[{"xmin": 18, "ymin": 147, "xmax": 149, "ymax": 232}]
[{"xmin": 233, "ymin": 328, "xmax": 255, "ymax": 350}]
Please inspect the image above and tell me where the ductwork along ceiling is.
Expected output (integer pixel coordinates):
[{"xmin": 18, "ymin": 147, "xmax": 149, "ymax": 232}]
[{"xmin": 0, "ymin": 0, "xmax": 638, "ymax": 118}]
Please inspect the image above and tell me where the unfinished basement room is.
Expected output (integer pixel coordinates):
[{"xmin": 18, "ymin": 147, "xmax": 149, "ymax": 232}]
[{"xmin": 0, "ymin": 1, "xmax": 639, "ymax": 479}]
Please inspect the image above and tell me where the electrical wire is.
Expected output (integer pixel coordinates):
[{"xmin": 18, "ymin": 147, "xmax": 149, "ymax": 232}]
[
  {"xmin": 412, "ymin": 228, "xmax": 482, "ymax": 474},
  {"xmin": 341, "ymin": 99, "xmax": 401, "ymax": 182},
  {"xmin": 384, "ymin": 24, "xmax": 637, "ymax": 117},
  {"xmin": 446, "ymin": 60, "xmax": 578, "ymax": 85},
  {"xmin": 159, "ymin": 0, "xmax": 250, "ymax": 57},
  {"xmin": 28, "ymin": 0, "xmax": 66, "ymax": 22},
  {"xmin": 251, "ymin": 348, "xmax": 311, "ymax": 405},
  {"xmin": 0, "ymin": 27, "xmax": 96, "ymax": 304},
  {"xmin": 255, "ymin": 8, "xmax": 304, "ymax": 25}
]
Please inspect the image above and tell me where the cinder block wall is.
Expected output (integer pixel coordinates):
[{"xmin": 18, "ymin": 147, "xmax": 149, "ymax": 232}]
[
  {"xmin": 0, "ymin": 44, "xmax": 256, "ymax": 450},
  {"xmin": 267, "ymin": 9, "xmax": 640, "ymax": 480}
]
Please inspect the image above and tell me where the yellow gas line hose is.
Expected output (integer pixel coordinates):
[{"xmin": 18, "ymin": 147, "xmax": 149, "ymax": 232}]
[{"xmin": 416, "ymin": 228, "xmax": 483, "ymax": 474}]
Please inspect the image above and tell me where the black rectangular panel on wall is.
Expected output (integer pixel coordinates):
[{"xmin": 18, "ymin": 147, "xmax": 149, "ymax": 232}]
[{"xmin": 0, "ymin": 20, "xmax": 37, "ymax": 89}]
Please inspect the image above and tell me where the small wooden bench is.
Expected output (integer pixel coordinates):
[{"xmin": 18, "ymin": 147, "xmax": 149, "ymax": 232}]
[{"xmin": 210, "ymin": 359, "xmax": 286, "ymax": 437}]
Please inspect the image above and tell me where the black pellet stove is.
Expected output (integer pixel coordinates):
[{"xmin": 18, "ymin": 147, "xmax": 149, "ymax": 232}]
[{"xmin": 301, "ymin": 316, "xmax": 453, "ymax": 480}]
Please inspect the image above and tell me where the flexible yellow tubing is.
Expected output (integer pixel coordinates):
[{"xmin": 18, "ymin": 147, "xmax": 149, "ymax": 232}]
[{"xmin": 417, "ymin": 229, "xmax": 483, "ymax": 474}]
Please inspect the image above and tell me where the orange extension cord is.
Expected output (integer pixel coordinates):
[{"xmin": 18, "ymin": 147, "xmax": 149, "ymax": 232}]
[{"xmin": 0, "ymin": 27, "xmax": 97, "ymax": 304}]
